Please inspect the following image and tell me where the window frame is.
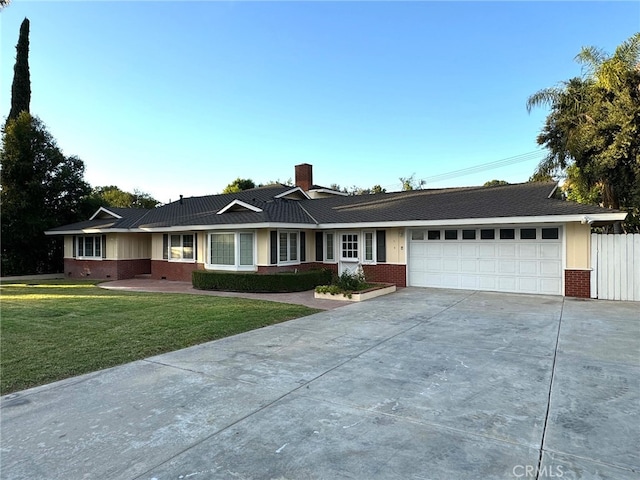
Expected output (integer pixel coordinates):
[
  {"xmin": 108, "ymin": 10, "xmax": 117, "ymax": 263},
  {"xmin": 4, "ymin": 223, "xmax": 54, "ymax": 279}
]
[
  {"xmin": 324, "ymin": 232, "xmax": 336, "ymax": 262},
  {"xmin": 168, "ymin": 233, "xmax": 196, "ymax": 262},
  {"xmin": 76, "ymin": 235, "xmax": 103, "ymax": 260},
  {"xmin": 206, "ymin": 231, "xmax": 256, "ymax": 271},
  {"xmin": 278, "ymin": 230, "xmax": 300, "ymax": 265},
  {"xmin": 362, "ymin": 231, "xmax": 376, "ymax": 264},
  {"xmin": 340, "ymin": 232, "xmax": 359, "ymax": 261}
]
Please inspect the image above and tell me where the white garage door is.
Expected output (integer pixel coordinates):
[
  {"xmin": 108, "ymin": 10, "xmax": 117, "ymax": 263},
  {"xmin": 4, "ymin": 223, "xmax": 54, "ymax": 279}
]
[{"xmin": 408, "ymin": 226, "xmax": 562, "ymax": 295}]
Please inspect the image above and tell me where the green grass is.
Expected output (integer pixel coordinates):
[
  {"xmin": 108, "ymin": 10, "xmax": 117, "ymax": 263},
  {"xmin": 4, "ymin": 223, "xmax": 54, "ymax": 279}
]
[{"xmin": 0, "ymin": 280, "xmax": 321, "ymax": 395}]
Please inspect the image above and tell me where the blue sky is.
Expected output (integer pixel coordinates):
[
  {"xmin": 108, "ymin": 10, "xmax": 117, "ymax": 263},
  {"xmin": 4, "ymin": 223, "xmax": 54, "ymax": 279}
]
[{"xmin": 2, "ymin": 1, "xmax": 638, "ymax": 204}]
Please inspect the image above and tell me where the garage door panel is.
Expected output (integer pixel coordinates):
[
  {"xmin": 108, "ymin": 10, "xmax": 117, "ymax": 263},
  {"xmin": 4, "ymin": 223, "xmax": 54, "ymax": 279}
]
[
  {"xmin": 478, "ymin": 259, "xmax": 496, "ymax": 273},
  {"xmin": 518, "ymin": 244, "xmax": 537, "ymax": 259},
  {"xmin": 518, "ymin": 261, "xmax": 538, "ymax": 275},
  {"xmin": 461, "ymin": 259, "xmax": 477, "ymax": 273},
  {"xmin": 541, "ymin": 244, "xmax": 561, "ymax": 258},
  {"xmin": 409, "ymin": 227, "xmax": 563, "ymax": 295}
]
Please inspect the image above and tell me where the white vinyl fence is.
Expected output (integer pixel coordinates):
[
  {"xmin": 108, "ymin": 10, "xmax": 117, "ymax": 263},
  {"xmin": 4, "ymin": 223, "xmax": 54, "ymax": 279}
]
[{"xmin": 590, "ymin": 233, "xmax": 640, "ymax": 301}]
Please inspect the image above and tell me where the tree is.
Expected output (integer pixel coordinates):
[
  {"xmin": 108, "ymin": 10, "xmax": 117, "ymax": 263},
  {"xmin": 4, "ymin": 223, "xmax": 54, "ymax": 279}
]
[
  {"xmin": 527, "ymin": 34, "xmax": 640, "ymax": 231},
  {"xmin": 8, "ymin": 18, "xmax": 31, "ymax": 123},
  {"xmin": 399, "ymin": 174, "xmax": 425, "ymax": 191},
  {"xmin": 87, "ymin": 186, "xmax": 159, "ymax": 209},
  {"xmin": 1, "ymin": 113, "xmax": 91, "ymax": 274},
  {"xmin": 483, "ymin": 180, "xmax": 509, "ymax": 187},
  {"xmin": 222, "ymin": 178, "xmax": 256, "ymax": 194}
]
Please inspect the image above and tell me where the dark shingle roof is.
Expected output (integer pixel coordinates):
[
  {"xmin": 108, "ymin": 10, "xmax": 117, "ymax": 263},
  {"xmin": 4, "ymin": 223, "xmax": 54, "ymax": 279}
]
[
  {"xmin": 299, "ymin": 182, "xmax": 620, "ymax": 224},
  {"xmin": 48, "ymin": 182, "xmax": 623, "ymax": 233}
]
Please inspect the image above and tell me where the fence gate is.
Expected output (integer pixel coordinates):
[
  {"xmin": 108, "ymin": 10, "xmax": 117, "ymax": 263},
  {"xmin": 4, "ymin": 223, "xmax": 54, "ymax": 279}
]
[{"xmin": 591, "ymin": 233, "xmax": 640, "ymax": 301}]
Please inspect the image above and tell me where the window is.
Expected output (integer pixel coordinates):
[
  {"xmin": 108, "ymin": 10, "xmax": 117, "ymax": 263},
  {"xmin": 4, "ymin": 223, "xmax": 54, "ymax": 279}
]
[
  {"xmin": 325, "ymin": 233, "xmax": 335, "ymax": 261},
  {"xmin": 364, "ymin": 231, "xmax": 375, "ymax": 262},
  {"xmin": 341, "ymin": 233, "xmax": 358, "ymax": 259},
  {"xmin": 520, "ymin": 228, "xmax": 536, "ymax": 240},
  {"xmin": 239, "ymin": 233, "xmax": 253, "ymax": 265},
  {"xmin": 170, "ymin": 234, "xmax": 194, "ymax": 261},
  {"xmin": 208, "ymin": 232, "xmax": 255, "ymax": 270},
  {"xmin": 462, "ymin": 229, "xmax": 476, "ymax": 240},
  {"xmin": 411, "ymin": 230, "xmax": 425, "ymax": 241},
  {"xmin": 500, "ymin": 228, "xmax": 515, "ymax": 240},
  {"xmin": 428, "ymin": 230, "xmax": 441, "ymax": 240},
  {"xmin": 444, "ymin": 230, "xmax": 458, "ymax": 240},
  {"xmin": 77, "ymin": 235, "xmax": 102, "ymax": 259},
  {"xmin": 210, "ymin": 233, "xmax": 234, "ymax": 265},
  {"xmin": 279, "ymin": 231, "xmax": 299, "ymax": 263},
  {"xmin": 480, "ymin": 229, "xmax": 495, "ymax": 240},
  {"xmin": 542, "ymin": 228, "xmax": 559, "ymax": 240}
]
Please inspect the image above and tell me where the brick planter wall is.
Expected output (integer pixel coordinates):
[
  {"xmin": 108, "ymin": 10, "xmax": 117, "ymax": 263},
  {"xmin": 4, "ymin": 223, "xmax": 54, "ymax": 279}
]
[
  {"xmin": 64, "ymin": 259, "xmax": 150, "ymax": 280},
  {"xmin": 150, "ymin": 261, "xmax": 205, "ymax": 282},
  {"xmin": 565, "ymin": 269, "xmax": 591, "ymax": 298},
  {"xmin": 362, "ymin": 264, "xmax": 407, "ymax": 287}
]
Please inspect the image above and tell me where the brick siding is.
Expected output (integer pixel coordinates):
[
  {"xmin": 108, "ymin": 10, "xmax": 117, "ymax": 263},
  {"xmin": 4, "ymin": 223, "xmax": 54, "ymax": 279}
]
[
  {"xmin": 64, "ymin": 259, "xmax": 150, "ymax": 280},
  {"xmin": 564, "ymin": 269, "xmax": 591, "ymax": 298},
  {"xmin": 150, "ymin": 261, "xmax": 205, "ymax": 282},
  {"xmin": 362, "ymin": 264, "xmax": 407, "ymax": 287}
]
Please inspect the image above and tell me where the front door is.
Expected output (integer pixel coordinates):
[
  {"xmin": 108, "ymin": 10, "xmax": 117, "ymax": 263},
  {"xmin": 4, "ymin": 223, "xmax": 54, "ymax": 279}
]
[{"xmin": 338, "ymin": 232, "xmax": 360, "ymax": 275}]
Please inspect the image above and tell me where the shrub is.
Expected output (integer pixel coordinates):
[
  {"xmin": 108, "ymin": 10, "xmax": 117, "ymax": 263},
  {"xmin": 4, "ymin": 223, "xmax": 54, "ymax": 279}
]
[
  {"xmin": 192, "ymin": 269, "xmax": 332, "ymax": 293},
  {"xmin": 335, "ymin": 266, "xmax": 368, "ymax": 291}
]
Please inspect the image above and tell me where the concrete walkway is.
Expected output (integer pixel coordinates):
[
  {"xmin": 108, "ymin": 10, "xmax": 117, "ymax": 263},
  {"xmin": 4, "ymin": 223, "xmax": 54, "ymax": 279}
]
[
  {"xmin": 1, "ymin": 288, "xmax": 638, "ymax": 479},
  {"xmin": 99, "ymin": 278, "xmax": 349, "ymax": 310}
]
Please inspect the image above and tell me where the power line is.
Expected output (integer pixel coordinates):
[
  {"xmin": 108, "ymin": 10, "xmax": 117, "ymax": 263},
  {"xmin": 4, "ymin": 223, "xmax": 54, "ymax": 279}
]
[{"xmin": 382, "ymin": 150, "xmax": 546, "ymax": 189}]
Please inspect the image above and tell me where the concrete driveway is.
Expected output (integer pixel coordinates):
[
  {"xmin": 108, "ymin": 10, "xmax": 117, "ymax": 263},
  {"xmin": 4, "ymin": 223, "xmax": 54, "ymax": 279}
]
[{"xmin": 1, "ymin": 288, "xmax": 638, "ymax": 479}]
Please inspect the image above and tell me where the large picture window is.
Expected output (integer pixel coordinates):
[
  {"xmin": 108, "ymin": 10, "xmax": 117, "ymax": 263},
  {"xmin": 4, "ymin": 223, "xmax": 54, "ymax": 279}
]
[
  {"xmin": 170, "ymin": 234, "xmax": 194, "ymax": 261},
  {"xmin": 76, "ymin": 235, "xmax": 103, "ymax": 259},
  {"xmin": 208, "ymin": 232, "xmax": 255, "ymax": 270}
]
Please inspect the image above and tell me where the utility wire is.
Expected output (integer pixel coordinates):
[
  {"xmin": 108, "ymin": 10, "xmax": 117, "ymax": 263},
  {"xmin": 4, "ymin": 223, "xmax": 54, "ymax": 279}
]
[{"xmin": 382, "ymin": 150, "xmax": 546, "ymax": 189}]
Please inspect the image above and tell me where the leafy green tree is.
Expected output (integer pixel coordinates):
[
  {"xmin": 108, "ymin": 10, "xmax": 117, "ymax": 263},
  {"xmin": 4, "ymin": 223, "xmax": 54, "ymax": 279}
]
[
  {"xmin": 87, "ymin": 186, "xmax": 159, "ymax": 209},
  {"xmin": 399, "ymin": 174, "xmax": 425, "ymax": 191},
  {"xmin": 222, "ymin": 178, "xmax": 256, "ymax": 194},
  {"xmin": 7, "ymin": 18, "xmax": 30, "ymax": 123},
  {"xmin": 483, "ymin": 180, "xmax": 509, "ymax": 187},
  {"xmin": 1, "ymin": 113, "xmax": 91, "ymax": 274},
  {"xmin": 527, "ymin": 33, "xmax": 640, "ymax": 231}
]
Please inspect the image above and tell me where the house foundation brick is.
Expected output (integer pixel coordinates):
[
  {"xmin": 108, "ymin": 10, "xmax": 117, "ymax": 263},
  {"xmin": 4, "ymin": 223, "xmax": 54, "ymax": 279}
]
[
  {"xmin": 362, "ymin": 264, "xmax": 407, "ymax": 287},
  {"xmin": 64, "ymin": 258, "xmax": 150, "ymax": 280},
  {"xmin": 564, "ymin": 269, "xmax": 591, "ymax": 298},
  {"xmin": 150, "ymin": 261, "xmax": 205, "ymax": 282}
]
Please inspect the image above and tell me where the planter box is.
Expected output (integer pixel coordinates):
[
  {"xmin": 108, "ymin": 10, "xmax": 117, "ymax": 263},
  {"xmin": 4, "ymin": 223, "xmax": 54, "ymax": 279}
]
[{"xmin": 314, "ymin": 283, "xmax": 396, "ymax": 302}]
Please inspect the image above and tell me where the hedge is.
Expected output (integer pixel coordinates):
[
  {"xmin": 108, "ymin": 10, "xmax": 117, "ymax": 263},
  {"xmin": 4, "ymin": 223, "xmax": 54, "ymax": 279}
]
[{"xmin": 192, "ymin": 269, "xmax": 333, "ymax": 293}]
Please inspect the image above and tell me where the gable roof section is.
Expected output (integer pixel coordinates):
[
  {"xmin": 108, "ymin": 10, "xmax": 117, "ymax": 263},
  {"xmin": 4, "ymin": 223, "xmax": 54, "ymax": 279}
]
[
  {"xmin": 46, "ymin": 207, "xmax": 151, "ymax": 234},
  {"xmin": 47, "ymin": 181, "xmax": 626, "ymax": 234},
  {"xmin": 299, "ymin": 182, "xmax": 626, "ymax": 226}
]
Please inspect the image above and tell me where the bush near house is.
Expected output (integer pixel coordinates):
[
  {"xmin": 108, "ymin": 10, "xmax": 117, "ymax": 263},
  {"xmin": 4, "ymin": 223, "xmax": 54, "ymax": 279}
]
[{"xmin": 192, "ymin": 269, "xmax": 332, "ymax": 293}]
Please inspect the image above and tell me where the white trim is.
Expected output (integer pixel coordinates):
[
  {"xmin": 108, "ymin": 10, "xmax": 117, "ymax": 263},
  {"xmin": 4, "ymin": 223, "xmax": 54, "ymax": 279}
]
[
  {"xmin": 362, "ymin": 230, "xmax": 376, "ymax": 264},
  {"xmin": 274, "ymin": 187, "xmax": 311, "ymax": 199},
  {"xmin": 217, "ymin": 199, "xmax": 263, "ymax": 215},
  {"xmin": 308, "ymin": 188, "xmax": 349, "ymax": 197},
  {"xmin": 168, "ymin": 233, "xmax": 196, "ymax": 263},
  {"xmin": 324, "ymin": 231, "xmax": 337, "ymax": 263},
  {"xmin": 277, "ymin": 230, "xmax": 300, "ymax": 266},
  {"xmin": 89, "ymin": 207, "xmax": 123, "ymax": 221},
  {"xmin": 205, "ymin": 230, "xmax": 257, "ymax": 272}
]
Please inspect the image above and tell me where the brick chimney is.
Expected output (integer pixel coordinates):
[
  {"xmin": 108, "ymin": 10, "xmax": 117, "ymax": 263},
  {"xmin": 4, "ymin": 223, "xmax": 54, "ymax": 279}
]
[{"xmin": 295, "ymin": 163, "xmax": 313, "ymax": 191}]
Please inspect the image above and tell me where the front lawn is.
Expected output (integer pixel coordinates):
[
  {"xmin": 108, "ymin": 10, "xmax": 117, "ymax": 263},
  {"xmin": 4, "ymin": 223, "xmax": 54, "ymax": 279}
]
[{"xmin": 0, "ymin": 280, "xmax": 320, "ymax": 395}]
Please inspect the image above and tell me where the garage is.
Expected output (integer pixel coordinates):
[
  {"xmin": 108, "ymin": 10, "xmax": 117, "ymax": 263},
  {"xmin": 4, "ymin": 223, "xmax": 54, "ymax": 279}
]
[{"xmin": 408, "ymin": 226, "xmax": 563, "ymax": 295}]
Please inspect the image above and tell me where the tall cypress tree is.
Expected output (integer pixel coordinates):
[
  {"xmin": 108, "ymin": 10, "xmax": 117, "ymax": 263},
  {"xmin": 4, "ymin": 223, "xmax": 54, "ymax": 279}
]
[{"xmin": 8, "ymin": 18, "xmax": 31, "ymax": 122}]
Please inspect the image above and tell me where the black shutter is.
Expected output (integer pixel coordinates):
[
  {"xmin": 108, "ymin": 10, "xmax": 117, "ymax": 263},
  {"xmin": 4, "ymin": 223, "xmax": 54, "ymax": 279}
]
[
  {"xmin": 270, "ymin": 231, "xmax": 278, "ymax": 264},
  {"xmin": 72, "ymin": 235, "xmax": 76, "ymax": 258},
  {"xmin": 300, "ymin": 232, "xmax": 306, "ymax": 262},
  {"xmin": 315, "ymin": 232, "xmax": 323, "ymax": 261},
  {"xmin": 194, "ymin": 233, "xmax": 198, "ymax": 262},
  {"xmin": 163, "ymin": 234, "xmax": 168, "ymax": 260},
  {"xmin": 102, "ymin": 235, "xmax": 107, "ymax": 259},
  {"xmin": 376, "ymin": 230, "xmax": 386, "ymax": 263}
]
